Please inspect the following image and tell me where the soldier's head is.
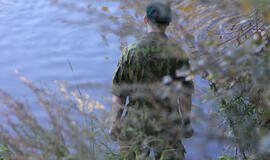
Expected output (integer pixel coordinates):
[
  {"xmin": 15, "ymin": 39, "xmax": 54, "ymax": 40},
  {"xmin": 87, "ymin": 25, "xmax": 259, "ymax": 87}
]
[{"xmin": 144, "ymin": 1, "xmax": 172, "ymax": 33}]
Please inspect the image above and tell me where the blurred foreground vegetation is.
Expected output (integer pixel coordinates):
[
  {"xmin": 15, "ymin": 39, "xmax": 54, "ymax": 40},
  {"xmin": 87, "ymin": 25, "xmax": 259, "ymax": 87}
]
[{"xmin": 1, "ymin": 0, "xmax": 270, "ymax": 159}]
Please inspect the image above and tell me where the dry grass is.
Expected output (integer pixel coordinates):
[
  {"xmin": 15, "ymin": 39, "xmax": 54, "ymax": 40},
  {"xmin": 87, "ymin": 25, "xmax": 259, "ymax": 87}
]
[{"xmin": 0, "ymin": 71, "xmax": 116, "ymax": 160}]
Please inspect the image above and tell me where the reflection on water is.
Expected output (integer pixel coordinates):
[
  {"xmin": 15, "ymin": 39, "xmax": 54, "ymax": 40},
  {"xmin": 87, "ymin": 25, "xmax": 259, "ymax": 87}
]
[{"xmin": 0, "ymin": 0, "xmax": 226, "ymax": 159}]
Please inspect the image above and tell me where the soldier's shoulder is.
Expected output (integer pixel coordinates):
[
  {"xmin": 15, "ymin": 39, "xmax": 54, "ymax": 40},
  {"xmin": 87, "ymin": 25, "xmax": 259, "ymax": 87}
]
[
  {"xmin": 124, "ymin": 38, "xmax": 149, "ymax": 52},
  {"xmin": 127, "ymin": 38, "xmax": 149, "ymax": 50},
  {"xmin": 167, "ymin": 40, "xmax": 184, "ymax": 51},
  {"xmin": 166, "ymin": 40, "xmax": 188, "ymax": 59}
]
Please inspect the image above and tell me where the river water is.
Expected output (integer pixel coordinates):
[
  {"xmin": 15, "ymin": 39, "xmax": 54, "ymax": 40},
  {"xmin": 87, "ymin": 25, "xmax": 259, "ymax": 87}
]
[{"xmin": 0, "ymin": 0, "xmax": 227, "ymax": 159}]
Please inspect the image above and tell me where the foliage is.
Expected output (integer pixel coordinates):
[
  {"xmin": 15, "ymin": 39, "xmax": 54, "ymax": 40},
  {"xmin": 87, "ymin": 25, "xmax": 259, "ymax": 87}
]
[
  {"xmin": 218, "ymin": 153, "xmax": 237, "ymax": 160},
  {"xmin": 0, "ymin": 145, "xmax": 10, "ymax": 160}
]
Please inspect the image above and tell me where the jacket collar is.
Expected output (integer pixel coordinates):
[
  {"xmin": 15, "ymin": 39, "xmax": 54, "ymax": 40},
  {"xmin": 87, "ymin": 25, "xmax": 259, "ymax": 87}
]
[{"xmin": 146, "ymin": 32, "xmax": 168, "ymax": 40}]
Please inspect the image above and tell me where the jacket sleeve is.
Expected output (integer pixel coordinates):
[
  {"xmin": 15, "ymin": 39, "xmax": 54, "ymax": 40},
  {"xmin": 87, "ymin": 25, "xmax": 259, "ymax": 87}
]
[{"xmin": 112, "ymin": 47, "xmax": 131, "ymax": 97}]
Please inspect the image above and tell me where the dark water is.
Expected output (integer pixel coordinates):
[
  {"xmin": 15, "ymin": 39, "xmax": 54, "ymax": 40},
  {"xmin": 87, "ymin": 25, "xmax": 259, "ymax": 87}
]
[{"xmin": 0, "ymin": 0, "xmax": 227, "ymax": 159}]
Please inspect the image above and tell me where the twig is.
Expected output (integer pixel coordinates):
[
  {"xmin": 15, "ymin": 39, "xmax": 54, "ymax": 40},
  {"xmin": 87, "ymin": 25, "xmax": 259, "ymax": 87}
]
[{"xmin": 67, "ymin": 58, "xmax": 82, "ymax": 97}]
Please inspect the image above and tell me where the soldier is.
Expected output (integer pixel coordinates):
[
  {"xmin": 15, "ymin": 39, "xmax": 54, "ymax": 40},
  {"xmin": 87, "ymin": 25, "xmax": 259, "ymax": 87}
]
[{"xmin": 110, "ymin": 1, "xmax": 194, "ymax": 160}]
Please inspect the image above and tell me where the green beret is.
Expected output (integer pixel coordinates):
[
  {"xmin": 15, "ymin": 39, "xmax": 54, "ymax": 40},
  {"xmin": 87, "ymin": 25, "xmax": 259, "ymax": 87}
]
[{"xmin": 146, "ymin": 1, "xmax": 172, "ymax": 24}]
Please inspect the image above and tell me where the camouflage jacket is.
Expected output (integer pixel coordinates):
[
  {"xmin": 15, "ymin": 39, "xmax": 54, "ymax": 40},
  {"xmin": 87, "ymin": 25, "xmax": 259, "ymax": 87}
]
[
  {"xmin": 112, "ymin": 32, "xmax": 193, "ymax": 136},
  {"xmin": 112, "ymin": 32, "xmax": 193, "ymax": 99}
]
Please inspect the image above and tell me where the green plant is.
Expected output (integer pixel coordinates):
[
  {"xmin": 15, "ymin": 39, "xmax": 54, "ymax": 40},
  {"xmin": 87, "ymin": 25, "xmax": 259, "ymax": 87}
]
[{"xmin": 218, "ymin": 153, "xmax": 236, "ymax": 160}]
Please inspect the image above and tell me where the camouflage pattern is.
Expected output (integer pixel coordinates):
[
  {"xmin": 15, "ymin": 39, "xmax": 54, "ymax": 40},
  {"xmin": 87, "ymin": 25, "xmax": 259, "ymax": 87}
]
[{"xmin": 112, "ymin": 32, "xmax": 193, "ymax": 160}]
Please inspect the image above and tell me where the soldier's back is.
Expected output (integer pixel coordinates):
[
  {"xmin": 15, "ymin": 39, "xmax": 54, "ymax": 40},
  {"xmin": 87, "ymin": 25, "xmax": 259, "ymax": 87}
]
[
  {"xmin": 113, "ymin": 32, "xmax": 190, "ymax": 160},
  {"xmin": 126, "ymin": 32, "xmax": 187, "ymax": 84},
  {"xmin": 117, "ymin": 32, "xmax": 189, "ymax": 136}
]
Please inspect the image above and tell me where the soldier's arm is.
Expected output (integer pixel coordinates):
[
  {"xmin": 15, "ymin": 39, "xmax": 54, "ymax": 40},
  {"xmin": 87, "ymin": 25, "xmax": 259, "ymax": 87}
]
[
  {"xmin": 179, "ymin": 88, "xmax": 193, "ymax": 138},
  {"xmin": 109, "ymin": 95, "xmax": 126, "ymax": 141},
  {"xmin": 110, "ymin": 46, "xmax": 130, "ymax": 140},
  {"xmin": 175, "ymin": 51, "xmax": 194, "ymax": 138},
  {"xmin": 179, "ymin": 91, "xmax": 192, "ymax": 123}
]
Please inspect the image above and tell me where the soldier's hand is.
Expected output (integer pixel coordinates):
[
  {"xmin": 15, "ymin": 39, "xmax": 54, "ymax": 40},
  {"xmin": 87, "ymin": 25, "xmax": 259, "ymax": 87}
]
[{"xmin": 181, "ymin": 118, "xmax": 194, "ymax": 138}]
